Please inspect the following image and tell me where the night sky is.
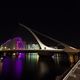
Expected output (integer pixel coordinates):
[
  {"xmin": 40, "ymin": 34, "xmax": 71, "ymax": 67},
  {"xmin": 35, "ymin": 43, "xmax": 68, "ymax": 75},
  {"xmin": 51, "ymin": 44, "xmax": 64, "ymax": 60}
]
[{"xmin": 0, "ymin": 8, "xmax": 80, "ymax": 48}]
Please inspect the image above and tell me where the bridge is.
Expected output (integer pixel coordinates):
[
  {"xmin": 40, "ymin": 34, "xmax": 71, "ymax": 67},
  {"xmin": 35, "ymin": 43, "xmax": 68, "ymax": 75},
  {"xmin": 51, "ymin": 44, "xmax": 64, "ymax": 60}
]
[
  {"xmin": 0, "ymin": 24, "xmax": 80, "ymax": 62},
  {"xmin": 0, "ymin": 49, "xmax": 64, "ymax": 53},
  {"xmin": 0, "ymin": 24, "xmax": 79, "ymax": 53}
]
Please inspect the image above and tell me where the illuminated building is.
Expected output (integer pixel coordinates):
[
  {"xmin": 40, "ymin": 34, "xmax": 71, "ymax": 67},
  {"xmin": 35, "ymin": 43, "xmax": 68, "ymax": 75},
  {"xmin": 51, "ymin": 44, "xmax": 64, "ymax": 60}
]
[{"xmin": 13, "ymin": 37, "xmax": 26, "ymax": 50}]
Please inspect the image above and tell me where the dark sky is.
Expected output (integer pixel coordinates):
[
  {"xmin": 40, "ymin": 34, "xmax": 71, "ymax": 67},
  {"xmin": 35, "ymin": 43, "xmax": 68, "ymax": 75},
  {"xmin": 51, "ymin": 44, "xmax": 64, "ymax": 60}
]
[{"xmin": 0, "ymin": 8, "xmax": 80, "ymax": 48}]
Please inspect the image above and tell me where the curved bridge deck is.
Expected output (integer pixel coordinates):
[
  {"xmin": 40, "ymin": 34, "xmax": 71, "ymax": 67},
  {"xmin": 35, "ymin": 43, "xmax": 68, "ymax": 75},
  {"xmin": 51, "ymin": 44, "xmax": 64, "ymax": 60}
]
[{"xmin": 0, "ymin": 49, "xmax": 64, "ymax": 53}]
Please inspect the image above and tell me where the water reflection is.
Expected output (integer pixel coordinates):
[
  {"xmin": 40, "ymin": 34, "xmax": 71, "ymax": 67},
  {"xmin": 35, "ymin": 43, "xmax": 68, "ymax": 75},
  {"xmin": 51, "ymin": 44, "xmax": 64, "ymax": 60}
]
[
  {"xmin": 13, "ymin": 58, "xmax": 23, "ymax": 79},
  {"xmin": 2, "ymin": 57, "xmax": 12, "ymax": 80},
  {"xmin": 0, "ymin": 52, "xmax": 72, "ymax": 80},
  {"xmin": 0, "ymin": 61, "xmax": 2, "ymax": 74}
]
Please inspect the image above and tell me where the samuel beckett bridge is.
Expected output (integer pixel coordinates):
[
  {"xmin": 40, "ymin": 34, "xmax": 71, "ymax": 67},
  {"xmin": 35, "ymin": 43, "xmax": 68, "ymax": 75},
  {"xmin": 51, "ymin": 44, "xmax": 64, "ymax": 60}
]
[
  {"xmin": 1, "ymin": 24, "xmax": 80, "ymax": 79},
  {"xmin": 0, "ymin": 24, "xmax": 80, "ymax": 62}
]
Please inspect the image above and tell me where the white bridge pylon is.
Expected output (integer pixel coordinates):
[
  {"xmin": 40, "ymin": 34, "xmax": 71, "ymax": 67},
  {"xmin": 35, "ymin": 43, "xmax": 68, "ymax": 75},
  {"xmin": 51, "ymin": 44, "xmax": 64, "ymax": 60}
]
[
  {"xmin": 19, "ymin": 24, "xmax": 63, "ymax": 52},
  {"xmin": 19, "ymin": 24, "xmax": 80, "ymax": 53}
]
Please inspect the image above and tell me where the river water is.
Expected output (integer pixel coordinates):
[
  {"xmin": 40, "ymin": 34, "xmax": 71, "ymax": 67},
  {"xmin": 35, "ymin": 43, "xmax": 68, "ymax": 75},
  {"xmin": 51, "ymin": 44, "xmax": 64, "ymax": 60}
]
[{"xmin": 0, "ymin": 53, "xmax": 73, "ymax": 80}]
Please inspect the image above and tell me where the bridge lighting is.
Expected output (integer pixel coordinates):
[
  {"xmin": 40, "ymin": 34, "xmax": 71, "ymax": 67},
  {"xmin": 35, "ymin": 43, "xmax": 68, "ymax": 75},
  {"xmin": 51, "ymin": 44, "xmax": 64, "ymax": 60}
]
[
  {"xmin": 13, "ymin": 53, "xmax": 16, "ymax": 56},
  {"xmin": 13, "ymin": 47, "xmax": 15, "ymax": 50},
  {"xmin": 4, "ymin": 47, "xmax": 7, "ymax": 49},
  {"xmin": 19, "ymin": 53, "xmax": 21, "ymax": 55},
  {"xmin": 0, "ymin": 46, "xmax": 3, "ymax": 50},
  {"xmin": 8, "ymin": 48, "xmax": 10, "ymax": 50},
  {"xmin": 0, "ymin": 57, "xmax": 3, "ymax": 60},
  {"xmin": 18, "ymin": 53, "xmax": 22, "ymax": 58}
]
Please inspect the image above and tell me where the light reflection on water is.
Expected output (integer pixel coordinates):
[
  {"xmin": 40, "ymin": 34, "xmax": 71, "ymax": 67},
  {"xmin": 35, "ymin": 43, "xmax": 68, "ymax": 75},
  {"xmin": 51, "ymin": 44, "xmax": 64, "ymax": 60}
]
[{"xmin": 0, "ymin": 53, "xmax": 71, "ymax": 80}]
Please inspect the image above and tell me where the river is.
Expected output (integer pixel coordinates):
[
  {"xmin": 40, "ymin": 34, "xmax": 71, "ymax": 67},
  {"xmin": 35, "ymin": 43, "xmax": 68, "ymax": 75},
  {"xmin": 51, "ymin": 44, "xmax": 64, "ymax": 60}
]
[{"xmin": 0, "ymin": 53, "xmax": 74, "ymax": 80}]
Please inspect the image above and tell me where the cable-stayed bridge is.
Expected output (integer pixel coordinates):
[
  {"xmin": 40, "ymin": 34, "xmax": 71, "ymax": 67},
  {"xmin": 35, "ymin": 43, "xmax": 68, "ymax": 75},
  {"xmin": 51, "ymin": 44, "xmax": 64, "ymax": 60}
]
[
  {"xmin": 0, "ymin": 24, "xmax": 80, "ymax": 64},
  {"xmin": 0, "ymin": 24, "xmax": 79, "ymax": 54},
  {"xmin": 0, "ymin": 24, "xmax": 80, "ymax": 79}
]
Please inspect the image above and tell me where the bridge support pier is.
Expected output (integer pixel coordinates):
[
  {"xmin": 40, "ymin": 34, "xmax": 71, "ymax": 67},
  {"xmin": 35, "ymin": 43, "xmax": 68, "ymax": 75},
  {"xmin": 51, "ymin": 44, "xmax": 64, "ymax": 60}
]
[
  {"xmin": 68, "ymin": 54, "xmax": 74, "ymax": 64},
  {"xmin": 74, "ymin": 54, "xmax": 79, "ymax": 63},
  {"xmin": 68, "ymin": 53, "xmax": 79, "ymax": 64}
]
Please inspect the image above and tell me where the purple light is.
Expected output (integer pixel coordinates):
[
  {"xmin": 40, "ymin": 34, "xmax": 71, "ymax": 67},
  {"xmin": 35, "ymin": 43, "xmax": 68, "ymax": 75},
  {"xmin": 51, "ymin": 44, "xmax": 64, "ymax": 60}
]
[
  {"xmin": 15, "ymin": 37, "xmax": 25, "ymax": 50},
  {"xmin": 12, "ymin": 52, "xmax": 24, "ymax": 79},
  {"xmin": 18, "ymin": 53, "xmax": 25, "ymax": 59},
  {"xmin": 14, "ymin": 58, "xmax": 23, "ymax": 79},
  {"xmin": 2, "ymin": 57, "xmax": 11, "ymax": 76},
  {"xmin": 15, "ymin": 37, "xmax": 26, "ymax": 60}
]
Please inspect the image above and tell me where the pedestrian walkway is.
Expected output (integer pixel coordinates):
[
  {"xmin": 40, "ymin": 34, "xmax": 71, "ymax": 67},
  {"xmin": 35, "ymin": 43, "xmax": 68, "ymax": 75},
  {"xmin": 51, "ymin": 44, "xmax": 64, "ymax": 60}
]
[{"xmin": 63, "ymin": 60, "xmax": 80, "ymax": 80}]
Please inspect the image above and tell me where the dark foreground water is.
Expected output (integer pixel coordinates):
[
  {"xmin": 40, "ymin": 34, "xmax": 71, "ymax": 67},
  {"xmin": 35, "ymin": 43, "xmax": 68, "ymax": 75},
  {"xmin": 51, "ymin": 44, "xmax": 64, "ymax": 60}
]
[{"xmin": 0, "ymin": 53, "xmax": 71, "ymax": 80}]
